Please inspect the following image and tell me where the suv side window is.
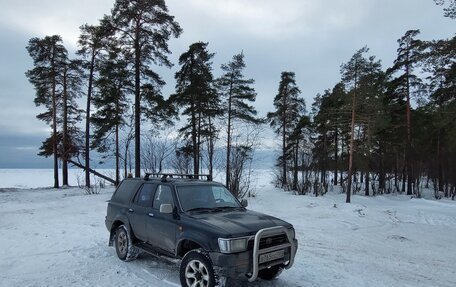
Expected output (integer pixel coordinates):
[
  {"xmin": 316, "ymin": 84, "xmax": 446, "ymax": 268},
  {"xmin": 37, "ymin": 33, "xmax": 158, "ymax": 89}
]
[
  {"xmin": 153, "ymin": 185, "xmax": 174, "ymax": 209},
  {"xmin": 134, "ymin": 184, "xmax": 155, "ymax": 207}
]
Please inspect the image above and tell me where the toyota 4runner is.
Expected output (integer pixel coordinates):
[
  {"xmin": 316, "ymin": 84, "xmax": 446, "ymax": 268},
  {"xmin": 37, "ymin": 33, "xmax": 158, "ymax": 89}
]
[{"xmin": 105, "ymin": 174, "xmax": 298, "ymax": 286}]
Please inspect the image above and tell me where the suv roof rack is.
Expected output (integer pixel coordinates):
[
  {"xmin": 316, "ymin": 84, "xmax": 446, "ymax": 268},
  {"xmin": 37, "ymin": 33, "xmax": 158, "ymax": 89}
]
[{"xmin": 144, "ymin": 173, "xmax": 213, "ymax": 182}]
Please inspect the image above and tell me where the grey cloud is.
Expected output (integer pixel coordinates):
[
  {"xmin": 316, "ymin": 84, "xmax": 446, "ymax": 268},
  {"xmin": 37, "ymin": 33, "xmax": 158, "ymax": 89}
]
[
  {"xmin": 0, "ymin": 132, "xmax": 51, "ymax": 168},
  {"xmin": 0, "ymin": 0, "xmax": 454, "ymax": 168}
]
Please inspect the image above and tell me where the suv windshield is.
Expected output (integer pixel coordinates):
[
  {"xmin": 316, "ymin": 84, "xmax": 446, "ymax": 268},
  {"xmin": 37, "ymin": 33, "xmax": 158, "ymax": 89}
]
[{"xmin": 176, "ymin": 184, "xmax": 241, "ymax": 212}]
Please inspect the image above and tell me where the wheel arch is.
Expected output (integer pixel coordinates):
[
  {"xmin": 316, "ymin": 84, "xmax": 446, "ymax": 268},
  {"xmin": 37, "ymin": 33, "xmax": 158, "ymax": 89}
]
[
  {"xmin": 176, "ymin": 238, "xmax": 208, "ymax": 258},
  {"xmin": 109, "ymin": 219, "xmax": 131, "ymax": 246}
]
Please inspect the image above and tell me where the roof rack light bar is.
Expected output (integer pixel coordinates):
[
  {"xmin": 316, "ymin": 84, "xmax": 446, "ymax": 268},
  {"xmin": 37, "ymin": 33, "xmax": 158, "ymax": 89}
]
[{"xmin": 144, "ymin": 173, "xmax": 212, "ymax": 181}]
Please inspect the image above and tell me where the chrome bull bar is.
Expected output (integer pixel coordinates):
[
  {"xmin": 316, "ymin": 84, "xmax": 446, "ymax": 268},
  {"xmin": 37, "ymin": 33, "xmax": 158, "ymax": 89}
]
[{"xmin": 248, "ymin": 226, "xmax": 298, "ymax": 282}]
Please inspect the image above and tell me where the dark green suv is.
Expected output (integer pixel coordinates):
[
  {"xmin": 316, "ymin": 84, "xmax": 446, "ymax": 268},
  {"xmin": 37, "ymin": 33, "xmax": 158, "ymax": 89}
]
[{"xmin": 105, "ymin": 174, "xmax": 298, "ymax": 287}]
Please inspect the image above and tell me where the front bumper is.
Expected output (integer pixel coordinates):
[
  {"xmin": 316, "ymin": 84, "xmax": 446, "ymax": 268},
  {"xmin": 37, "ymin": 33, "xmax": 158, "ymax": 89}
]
[{"xmin": 209, "ymin": 226, "xmax": 298, "ymax": 281}]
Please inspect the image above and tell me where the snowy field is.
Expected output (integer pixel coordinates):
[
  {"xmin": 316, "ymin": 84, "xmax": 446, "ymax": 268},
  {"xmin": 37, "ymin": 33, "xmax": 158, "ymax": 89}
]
[
  {"xmin": 0, "ymin": 169, "xmax": 116, "ymax": 189},
  {"xmin": 1, "ymin": 170, "xmax": 456, "ymax": 287}
]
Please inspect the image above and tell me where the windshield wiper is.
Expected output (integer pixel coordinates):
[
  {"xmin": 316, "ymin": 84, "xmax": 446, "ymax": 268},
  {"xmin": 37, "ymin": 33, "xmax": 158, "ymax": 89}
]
[
  {"xmin": 186, "ymin": 207, "xmax": 214, "ymax": 213},
  {"xmin": 212, "ymin": 206, "xmax": 242, "ymax": 212}
]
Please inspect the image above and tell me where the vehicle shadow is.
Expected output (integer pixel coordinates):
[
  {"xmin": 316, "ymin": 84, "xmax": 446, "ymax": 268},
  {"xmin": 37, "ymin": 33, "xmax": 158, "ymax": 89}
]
[
  {"xmin": 137, "ymin": 253, "xmax": 301, "ymax": 287},
  {"xmin": 227, "ymin": 278, "xmax": 302, "ymax": 287}
]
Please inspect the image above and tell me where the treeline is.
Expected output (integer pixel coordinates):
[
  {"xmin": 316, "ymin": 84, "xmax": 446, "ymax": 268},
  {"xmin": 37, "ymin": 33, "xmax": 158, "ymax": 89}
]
[
  {"xmin": 272, "ymin": 31, "xmax": 456, "ymax": 202},
  {"xmin": 267, "ymin": 2, "xmax": 456, "ymax": 202},
  {"xmin": 26, "ymin": 0, "xmax": 262, "ymax": 198},
  {"xmin": 272, "ymin": 1, "xmax": 456, "ymax": 201}
]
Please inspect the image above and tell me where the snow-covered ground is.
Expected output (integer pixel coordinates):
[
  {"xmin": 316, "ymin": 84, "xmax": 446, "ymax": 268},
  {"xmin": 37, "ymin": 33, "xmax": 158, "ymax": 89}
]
[
  {"xmin": 1, "ymin": 170, "xmax": 456, "ymax": 287},
  {"xmin": 0, "ymin": 169, "xmax": 116, "ymax": 189}
]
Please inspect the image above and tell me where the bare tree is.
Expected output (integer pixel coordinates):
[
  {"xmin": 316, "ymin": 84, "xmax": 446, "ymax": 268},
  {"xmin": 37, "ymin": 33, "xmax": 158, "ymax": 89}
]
[
  {"xmin": 172, "ymin": 142, "xmax": 193, "ymax": 174},
  {"xmin": 229, "ymin": 124, "xmax": 262, "ymax": 198},
  {"xmin": 142, "ymin": 132, "xmax": 175, "ymax": 174},
  {"xmin": 117, "ymin": 111, "xmax": 135, "ymax": 179}
]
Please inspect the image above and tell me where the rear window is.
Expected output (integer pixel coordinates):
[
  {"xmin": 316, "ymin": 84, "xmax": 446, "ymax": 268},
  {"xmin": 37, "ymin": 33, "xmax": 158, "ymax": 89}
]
[
  {"xmin": 133, "ymin": 183, "xmax": 156, "ymax": 207},
  {"xmin": 111, "ymin": 180, "xmax": 141, "ymax": 203}
]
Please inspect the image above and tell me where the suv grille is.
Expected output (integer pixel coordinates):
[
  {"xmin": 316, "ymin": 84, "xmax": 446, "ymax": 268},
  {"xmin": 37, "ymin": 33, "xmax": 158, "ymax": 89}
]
[{"xmin": 248, "ymin": 233, "xmax": 288, "ymax": 250}]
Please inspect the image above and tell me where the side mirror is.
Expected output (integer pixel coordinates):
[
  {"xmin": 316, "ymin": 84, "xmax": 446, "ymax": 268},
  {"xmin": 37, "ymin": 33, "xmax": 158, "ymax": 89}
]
[
  {"xmin": 160, "ymin": 203, "xmax": 173, "ymax": 214},
  {"xmin": 241, "ymin": 199, "xmax": 248, "ymax": 208}
]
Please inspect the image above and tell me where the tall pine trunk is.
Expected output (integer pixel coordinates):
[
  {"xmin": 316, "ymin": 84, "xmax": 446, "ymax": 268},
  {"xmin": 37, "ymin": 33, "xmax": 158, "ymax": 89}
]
[
  {"xmin": 365, "ymin": 123, "xmax": 371, "ymax": 196},
  {"xmin": 293, "ymin": 140, "xmax": 299, "ymax": 190},
  {"xmin": 282, "ymin": 123, "xmax": 287, "ymax": 187},
  {"xmin": 197, "ymin": 110, "xmax": 202, "ymax": 175},
  {"xmin": 85, "ymin": 54, "xmax": 95, "ymax": 187},
  {"xmin": 322, "ymin": 132, "xmax": 327, "ymax": 184},
  {"xmin": 394, "ymin": 152, "xmax": 399, "ymax": 192},
  {"xmin": 405, "ymin": 49, "xmax": 413, "ymax": 196},
  {"xmin": 301, "ymin": 150, "xmax": 305, "ymax": 188},
  {"xmin": 401, "ymin": 158, "xmax": 406, "ymax": 193},
  {"xmin": 51, "ymin": 52, "xmax": 59, "ymax": 189},
  {"xmin": 282, "ymin": 92, "xmax": 288, "ymax": 187},
  {"xmin": 379, "ymin": 145, "xmax": 385, "ymax": 193},
  {"xmin": 115, "ymin": 123, "xmax": 120, "ymax": 186},
  {"xmin": 437, "ymin": 131, "xmax": 444, "ymax": 192},
  {"xmin": 208, "ymin": 116, "xmax": 214, "ymax": 179},
  {"xmin": 191, "ymin": 97, "xmax": 198, "ymax": 175},
  {"xmin": 115, "ymin": 96, "xmax": 120, "ymax": 186},
  {"xmin": 226, "ymin": 80, "xmax": 233, "ymax": 188},
  {"xmin": 134, "ymin": 27, "xmax": 141, "ymax": 178},
  {"xmin": 124, "ymin": 145, "xmax": 128, "ymax": 179},
  {"xmin": 347, "ymin": 89, "xmax": 356, "ymax": 203},
  {"xmin": 62, "ymin": 67, "xmax": 69, "ymax": 186},
  {"xmin": 334, "ymin": 128, "xmax": 338, "ymax": 185}
]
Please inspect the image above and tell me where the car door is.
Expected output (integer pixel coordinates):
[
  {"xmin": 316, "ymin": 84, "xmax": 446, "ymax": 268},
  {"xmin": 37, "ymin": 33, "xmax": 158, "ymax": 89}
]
[
  {"xmin": 127, "ymin": 183, "xmax": 156, "ymax": 241},
  {"xmin": 145, "ymin": 184, "xmax": 178, "ymax": 253}
]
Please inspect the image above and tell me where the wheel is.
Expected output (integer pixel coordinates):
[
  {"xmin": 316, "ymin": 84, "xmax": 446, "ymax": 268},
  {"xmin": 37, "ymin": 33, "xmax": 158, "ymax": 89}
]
[
  {"xmin": 114, "ymin": 225, "xmax": 139, "ymax": 261},
  {"xmin": 258, "ymin": 265, "xmax": 283, "ymax": 280},
  {"xmin": 180, "ymin": 250, "xmax": 216, "ymax": 287}
]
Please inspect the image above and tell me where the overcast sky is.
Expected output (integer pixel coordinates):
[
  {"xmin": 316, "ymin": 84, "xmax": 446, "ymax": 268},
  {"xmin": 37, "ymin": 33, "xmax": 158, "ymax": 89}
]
[{"xmin": 0, "ymin": 0, "xmax": 454, "ymax": 168}]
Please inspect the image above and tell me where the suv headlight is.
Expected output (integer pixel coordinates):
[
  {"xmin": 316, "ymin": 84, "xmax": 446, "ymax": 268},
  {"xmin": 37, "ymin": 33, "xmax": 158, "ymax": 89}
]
[{"xmin": 218, "ymin": 238, "xmax": 248, "ymax": 253}]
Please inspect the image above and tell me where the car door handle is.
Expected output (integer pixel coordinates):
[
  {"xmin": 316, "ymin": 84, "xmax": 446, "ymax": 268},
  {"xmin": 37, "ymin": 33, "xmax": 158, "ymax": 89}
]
[
  {"xmin": 128, "ymin": 208, "xmax": 134, "ymax": 213},
  {"xmin": 148, "ymin": 213, "xmax": 154, "ymax": 217}
]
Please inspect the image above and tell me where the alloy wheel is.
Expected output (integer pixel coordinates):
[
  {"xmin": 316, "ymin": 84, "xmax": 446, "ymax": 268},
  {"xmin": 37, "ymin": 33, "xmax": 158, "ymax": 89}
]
[{"xmin": 185, "ymin": 259, "xmax": 210, "ymax": 287}]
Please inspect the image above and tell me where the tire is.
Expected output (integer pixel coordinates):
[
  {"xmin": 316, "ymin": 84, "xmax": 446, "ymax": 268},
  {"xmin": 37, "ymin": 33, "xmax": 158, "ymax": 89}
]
[
  {"xmin": 180, "ymin": 250, "xmax": 216, "ymax": 287},
  {"xmin": 114, "ymin": 225, "xmax": 139, "ymax": 261},
  {"xmin": 258, "ymin": 265, "xmax": 283, "ymax": 280}
]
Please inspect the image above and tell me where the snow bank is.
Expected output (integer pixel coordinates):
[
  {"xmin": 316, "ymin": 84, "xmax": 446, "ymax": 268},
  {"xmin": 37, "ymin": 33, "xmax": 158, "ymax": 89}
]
[{"xmin": 1, "ymin": 170, "xmax": 455, "ymax": 286}]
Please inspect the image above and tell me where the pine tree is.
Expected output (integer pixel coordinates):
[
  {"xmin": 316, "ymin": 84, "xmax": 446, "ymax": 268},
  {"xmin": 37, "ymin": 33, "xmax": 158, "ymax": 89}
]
[
  {"xmin": 217, "ymin": 52, "xmax": 261, "ymax": 188},
  {"xmin": 387, "ymin": 30, "xmax": 424, "ymax": 195},
  {"xmin": 77, "ymin": 22, "xmax": 111, "ymax": 187},
  {"xmin": 288, "ymin": 115, "xmax": 311, "ymax": 191},
  {"xmin": 60, "ymin": 59, "xmax": 83, "ymax": 186},
  {"xmin": 170, "ymin": 42, "xmax": 219, "ymax": 175},
  {"xmin": 330, "ymin": 83, "xmax": 349, "ymax": 186},
  {"xmin": 421, "ymin": 35, "xmax": 456, "ymax": 194},
  {"xmin": 92, "ymin": 43, "xmax": 132, "ymax": 185},
  {"xmin": 356, "ymin": 68, "xmax": 387, "ymax": 196},
  {"xmin": 311, "ymin": 84, "xmax": 350, "ymax": 189},
  {"xmin": 267, "ymin": 72, "xmax": 305, "ymax": 188},
  {"xmin": 341, "ymin": 46, "xmax": 381, "ymax": 202},
  {"xmin": 110, "ymin": 0, "xmax": 182, "ymax": 177},
  {"xmin": 26, "ymin": 35, "xmax": 68, "ymax": 188}
]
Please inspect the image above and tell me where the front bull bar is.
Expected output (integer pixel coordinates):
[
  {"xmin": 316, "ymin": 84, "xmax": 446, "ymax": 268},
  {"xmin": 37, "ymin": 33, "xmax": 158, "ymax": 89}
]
[{"xmin": 247, "ymin": 226, "xmax": 298, "ymax": 282}]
